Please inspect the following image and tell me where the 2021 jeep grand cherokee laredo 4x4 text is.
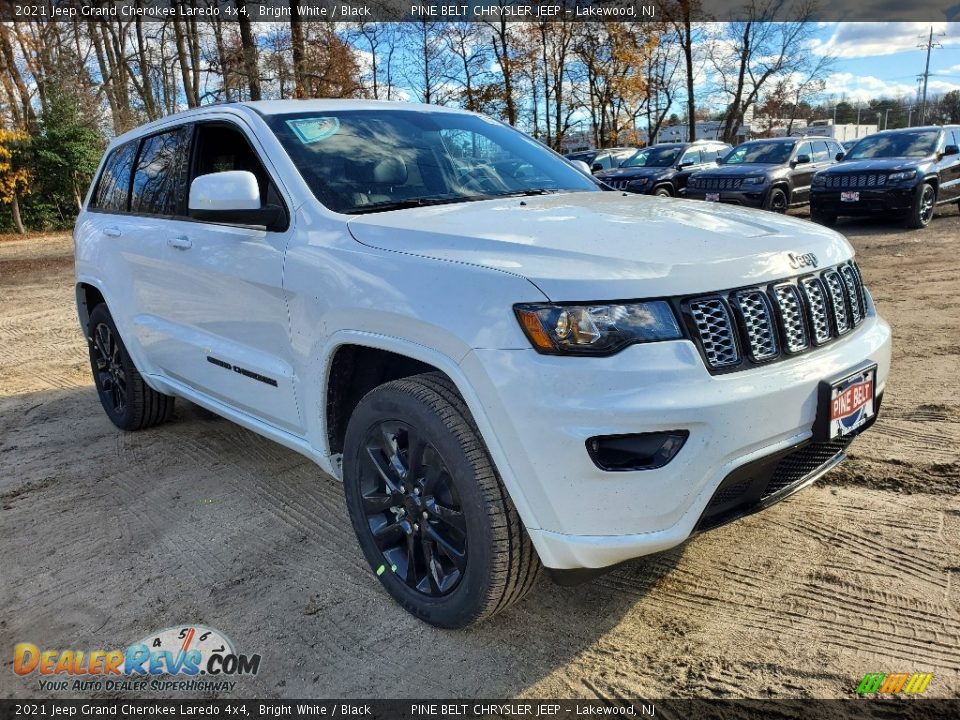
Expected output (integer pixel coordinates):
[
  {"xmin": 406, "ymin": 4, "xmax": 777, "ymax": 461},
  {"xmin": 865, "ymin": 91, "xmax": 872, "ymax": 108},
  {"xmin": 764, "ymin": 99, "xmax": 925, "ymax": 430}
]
[{"xmin": 75, "ymin": 100, "xmax": 892, "ymax": 628}]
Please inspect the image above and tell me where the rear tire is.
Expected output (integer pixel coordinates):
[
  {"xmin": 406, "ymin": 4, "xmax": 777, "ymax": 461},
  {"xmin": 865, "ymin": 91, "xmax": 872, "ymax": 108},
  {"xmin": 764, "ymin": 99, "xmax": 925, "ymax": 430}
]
[
  {"xmin": 905, "ymin": 182, "xmax": 936, "ymax": 229},
  {"xmin": 342, "ymin": 372, "xmax": 540, "ymax": 628},
  {"xmin": 86, "ymin": 304, "xmax": 174, "ymax": 430}
]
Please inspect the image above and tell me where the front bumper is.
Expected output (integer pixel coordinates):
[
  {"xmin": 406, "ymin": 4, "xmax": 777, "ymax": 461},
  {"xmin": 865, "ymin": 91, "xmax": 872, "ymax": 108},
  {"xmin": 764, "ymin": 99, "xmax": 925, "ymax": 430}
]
[
  {"xmin": 685, "ymin": 188, "xmax": 767, "ymax": 207},
  {"xmin": 460, "ymin": 311, "xmax": 891, "ymax": 570},
  {"xmin": 811, "ymin": 187, "xmax": 915, "ymax": 216}
]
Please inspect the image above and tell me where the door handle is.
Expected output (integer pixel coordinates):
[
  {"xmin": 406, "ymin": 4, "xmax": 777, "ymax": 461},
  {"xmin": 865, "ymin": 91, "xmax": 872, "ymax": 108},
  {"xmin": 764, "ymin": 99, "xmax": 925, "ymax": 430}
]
[
  {"xmin": 167, "ymin": 236, "xmax": 193, "ymax": 250},
  {"xmin": 103, "ymin": 227, "xmax": 122, "ymax": 238}
]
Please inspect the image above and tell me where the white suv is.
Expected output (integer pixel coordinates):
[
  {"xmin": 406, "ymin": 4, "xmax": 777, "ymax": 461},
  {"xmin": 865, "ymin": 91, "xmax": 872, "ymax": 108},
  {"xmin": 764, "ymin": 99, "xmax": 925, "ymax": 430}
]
[{"xmin": 75, "ymin": 100, "xmax": 892, "ymax": 628}]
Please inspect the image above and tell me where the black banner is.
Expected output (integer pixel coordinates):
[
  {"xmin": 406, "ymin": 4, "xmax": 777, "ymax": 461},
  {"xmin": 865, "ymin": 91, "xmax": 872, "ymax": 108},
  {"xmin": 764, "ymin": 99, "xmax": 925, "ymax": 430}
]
[
  {"xmin": 1, "ymin": 700, "xmax": 960, "ymax": 720},
  {"xmin": 0, "ymin": 0, "xmax": 957, "ymax": 22}
]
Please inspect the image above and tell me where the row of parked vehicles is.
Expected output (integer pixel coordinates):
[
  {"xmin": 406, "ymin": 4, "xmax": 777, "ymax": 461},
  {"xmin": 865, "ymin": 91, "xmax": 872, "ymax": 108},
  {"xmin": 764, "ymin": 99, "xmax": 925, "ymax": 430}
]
[{"xmin": 569, "ymin": 125, "xmax": 960, "ymax": 229}]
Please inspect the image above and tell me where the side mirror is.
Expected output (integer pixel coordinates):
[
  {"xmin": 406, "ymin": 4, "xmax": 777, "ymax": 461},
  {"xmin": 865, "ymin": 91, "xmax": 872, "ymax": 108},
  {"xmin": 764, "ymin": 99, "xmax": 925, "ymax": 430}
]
[
  {"xmin": 715, "ymin": 157, "xmax": 722, "ymax": 165},
  {"xmin": 795, "ymin": 154, "xmax": 811, "ymax": 165},
  {"xmin": 188, "ymin": 171, "xmax": 281, "ymax": 228},
  {"xmin": 835, "ymin": 152, "xmax": 845, "ymax": 161},
  {"xmin": 591, "ymin": 162, "xmax": 604, "ymax": 172},
  {"xmin": 678, "ymin": 161, "xmax": 693, "ymax": 169},
  {"xmin": 570, "ymin": 159, "xmax": 592, "ymax": 175},
  {"xmin": 943, "ymin": 145, "xmax": 959, "ymax": 157}
]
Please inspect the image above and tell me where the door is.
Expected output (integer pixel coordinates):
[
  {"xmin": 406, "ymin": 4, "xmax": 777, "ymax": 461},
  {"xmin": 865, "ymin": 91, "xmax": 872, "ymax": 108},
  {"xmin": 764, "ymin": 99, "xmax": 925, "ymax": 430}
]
[
  {"xmin": 149, "ymin": 120, "xmax": 303, "ymax": 433},
  {"xmin": 940, "ymin": 129, "xmax": 960, "ymax": 202},
  {"xmin": 789, "ymin": 140, "xmax": 816, "ymax": 203}
]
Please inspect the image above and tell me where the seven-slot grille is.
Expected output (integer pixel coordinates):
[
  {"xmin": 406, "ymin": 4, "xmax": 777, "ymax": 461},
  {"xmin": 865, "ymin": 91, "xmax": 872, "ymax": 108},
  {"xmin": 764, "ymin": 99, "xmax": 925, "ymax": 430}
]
[
  {"xmin": 605, "ymin": 179, "xmax": 631, "ymax": 190},
  {"xmin": 691, "ymin": 177, "xmax": 743, "ymax": 191},
  {"xmin": 824, "ymin": 173, "xmax": 887, "ymax": 189},
  {"xmin": 686, "ymin": 262, "xmax": 868, "ymax": 372}
]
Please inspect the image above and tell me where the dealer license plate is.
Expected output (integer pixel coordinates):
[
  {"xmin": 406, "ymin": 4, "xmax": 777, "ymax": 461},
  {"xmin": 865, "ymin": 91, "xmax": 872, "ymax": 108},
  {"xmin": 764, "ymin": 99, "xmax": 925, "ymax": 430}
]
[
  {"xmin": 705, "ymin": 192, "xmax": 720, "ymax": 202},
  {"xmin": 841, "ymin": 191, "xmax": 860, "ymax": 202},
  {"xmin": 825, "ymin": 365, "xmax": 876, "ymax": 438}
]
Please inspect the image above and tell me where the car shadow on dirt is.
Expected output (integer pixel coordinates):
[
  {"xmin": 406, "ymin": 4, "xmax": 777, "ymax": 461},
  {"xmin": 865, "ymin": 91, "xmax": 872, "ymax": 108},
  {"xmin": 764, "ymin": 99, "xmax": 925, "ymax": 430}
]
[{"xmin": 0, "ymin": 384, "xmax": 685, "ymax": 699}]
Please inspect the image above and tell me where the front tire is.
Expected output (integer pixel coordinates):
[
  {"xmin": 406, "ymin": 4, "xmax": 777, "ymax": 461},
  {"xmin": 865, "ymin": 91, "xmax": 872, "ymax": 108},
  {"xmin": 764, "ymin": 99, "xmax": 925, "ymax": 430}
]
[
  {"xmin": 342, "ymin": 372, "xmax": 540, "ymax": 628},
  {"xmin": 86, "ymin": 304, "xmax": 174, "ymax": 430},
  {"xmin": 653, "ymin": 186, "xmax": 672, "ymax": 198},
  {"xmin": 906, "ymin": 182, "xmax": 936, "ymax": 229},
  {"xmin": 763, "ymin": 186, "xmax": 789, "ymax": 214}
]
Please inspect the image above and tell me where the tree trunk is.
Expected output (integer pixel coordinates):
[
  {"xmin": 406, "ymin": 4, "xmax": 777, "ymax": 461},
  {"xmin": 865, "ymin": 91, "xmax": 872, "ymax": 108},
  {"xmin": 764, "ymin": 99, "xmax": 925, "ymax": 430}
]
[
  {"xmin": 236, "ymin": 2, "xmax": 261, "ymax": 101},
  {"xmin": 0, "ymin": 24, "xmax": 35, "ymax": 129},
  {"xmin": 290, "ymin": 2, "xmax": 306, "ymax": 98},
  {"xmin": 11, "ymin": 190, "xmax": 24, "ymax": 235}
]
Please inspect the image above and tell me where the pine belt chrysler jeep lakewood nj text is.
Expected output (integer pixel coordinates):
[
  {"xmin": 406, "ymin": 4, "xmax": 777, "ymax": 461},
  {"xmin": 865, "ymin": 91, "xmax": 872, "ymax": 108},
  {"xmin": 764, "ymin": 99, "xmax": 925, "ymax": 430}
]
[{"xmin": 75, "ymin": 100, "xmax": 892, "ymax": 628}]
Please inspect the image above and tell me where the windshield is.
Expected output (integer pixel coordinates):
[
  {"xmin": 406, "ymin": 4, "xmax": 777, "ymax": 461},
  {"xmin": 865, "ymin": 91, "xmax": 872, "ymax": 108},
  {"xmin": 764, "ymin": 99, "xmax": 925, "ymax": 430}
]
[
  {"xmin": 622, "ymin": 146, "xmax": 681, "ymax": 168},
  {"xmin": 845, "ymin": 130, "xmax": 940, "ymax": 160},
  {"xmin": 265, "ymin": 110, "xmax": 599, "ymax": 214},
  {"xmin": 722, "ymin": 142, "xmax": 795, "ymax": 165}
]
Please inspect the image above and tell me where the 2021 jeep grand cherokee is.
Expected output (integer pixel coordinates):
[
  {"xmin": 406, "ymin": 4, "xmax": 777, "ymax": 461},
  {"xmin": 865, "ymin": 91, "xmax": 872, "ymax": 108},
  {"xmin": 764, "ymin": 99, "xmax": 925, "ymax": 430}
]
[{"xmin": 75, "ymin": 100, "xmax": 892, "ymax": 628}]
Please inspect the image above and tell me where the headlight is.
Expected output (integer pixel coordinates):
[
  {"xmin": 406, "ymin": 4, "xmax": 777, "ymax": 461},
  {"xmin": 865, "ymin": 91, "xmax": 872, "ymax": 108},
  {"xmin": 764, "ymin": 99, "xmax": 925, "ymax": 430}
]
[
  {"xmin": 514, "ymin": 301, "xmax": 682, "ymax": 355},
  {"xmin": 740, "ymin": 176, "xmax": 766, "ymax": 186},
  {"xmin": 629, "ymin": 178, "xmax": 649, "ymax": 186},
  {"xmin": 812, "ymin": 174, "xmax": 826, "ymax": 186},
  {"xmin": 888, "ymin": 169, "xmax": 917, "ymax": 183}
]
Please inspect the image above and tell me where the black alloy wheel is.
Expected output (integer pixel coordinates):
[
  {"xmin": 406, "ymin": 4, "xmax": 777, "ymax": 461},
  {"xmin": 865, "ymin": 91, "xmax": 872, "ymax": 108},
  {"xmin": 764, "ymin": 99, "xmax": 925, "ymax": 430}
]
[
  {"xmin": 765, "ymin": 186, "xmax": 789, "ymax": 214},
  {"xmin": 907, "ymin": 183, "xmax": 936, "ymax": 229},
  {"xmin": 359, "ymin": 420, "xmax": 467, "ymax": 596},
  {"xmin": 342, "ymin": 372, "xmax": 541, "ymax": 628},
  {"xmin": 92, "ymin": 321, "xmax": 127, "ymax": 415}
]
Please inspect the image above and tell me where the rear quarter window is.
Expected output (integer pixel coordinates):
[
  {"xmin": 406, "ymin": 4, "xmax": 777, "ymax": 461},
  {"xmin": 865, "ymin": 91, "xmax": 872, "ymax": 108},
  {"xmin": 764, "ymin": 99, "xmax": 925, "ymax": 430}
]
[{"xmin": 90, "ymin": 142, "xmax": 137, "ymax": 213}]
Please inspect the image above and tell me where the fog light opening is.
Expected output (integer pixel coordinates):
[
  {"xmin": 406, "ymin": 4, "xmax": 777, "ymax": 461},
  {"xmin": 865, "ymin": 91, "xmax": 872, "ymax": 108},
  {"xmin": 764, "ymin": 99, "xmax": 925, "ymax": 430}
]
[{"xmin": 586, "ymin": 430, "xmax": 689, "ymax": 471}]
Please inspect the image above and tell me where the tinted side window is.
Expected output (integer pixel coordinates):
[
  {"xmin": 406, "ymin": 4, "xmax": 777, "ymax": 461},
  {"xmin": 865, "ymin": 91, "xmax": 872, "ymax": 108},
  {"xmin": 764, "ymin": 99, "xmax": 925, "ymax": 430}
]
[
  {"xmin": 680, "ymin": 148, "xmax": 701, "ymax": 165},
  {"xmin": 131, "ymin": 127, "xmax": 191, "ymax": 216},
  {"xmin": 91, "ymin": 142, "xmax": 137, "ymax": 213},
  {"xmin": 795, "ymin": 142, "xmax": 813, "ymax": 161}
]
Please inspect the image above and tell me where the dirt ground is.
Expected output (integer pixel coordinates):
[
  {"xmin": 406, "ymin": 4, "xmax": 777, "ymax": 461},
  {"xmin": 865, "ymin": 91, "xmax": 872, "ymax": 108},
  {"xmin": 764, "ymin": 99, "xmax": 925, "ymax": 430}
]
[{"xmin": 1, "ymin": 205, "xmax": 958, "ymax": 701}]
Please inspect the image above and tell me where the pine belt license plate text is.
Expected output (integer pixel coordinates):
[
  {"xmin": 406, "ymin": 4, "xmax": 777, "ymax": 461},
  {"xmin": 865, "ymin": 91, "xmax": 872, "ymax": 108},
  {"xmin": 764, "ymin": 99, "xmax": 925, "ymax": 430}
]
[
  {"xmin": 827, "ymin": 365, "xmax": 876, "ymax": 438},
  {"xmin": 841, "ymin": 191, "xmax": 860, "ymax": 202},
  {"xmin": 705, "ymin": 192, "xmax": 720, "ymax": 202}
]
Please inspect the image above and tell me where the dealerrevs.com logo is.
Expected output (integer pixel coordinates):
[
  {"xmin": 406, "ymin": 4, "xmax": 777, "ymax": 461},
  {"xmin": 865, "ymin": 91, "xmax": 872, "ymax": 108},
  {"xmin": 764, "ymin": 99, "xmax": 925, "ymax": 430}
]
[{"xmin": 14, "ymin": 625, "xmax": 261, "ymax": 693}]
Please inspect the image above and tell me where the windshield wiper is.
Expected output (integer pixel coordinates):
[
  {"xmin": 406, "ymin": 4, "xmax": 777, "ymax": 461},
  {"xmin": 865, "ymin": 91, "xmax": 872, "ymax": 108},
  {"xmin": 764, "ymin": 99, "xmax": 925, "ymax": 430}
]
[{"xmin": 344, "ymin": 194, "xmax": 490, "ymax": 215}]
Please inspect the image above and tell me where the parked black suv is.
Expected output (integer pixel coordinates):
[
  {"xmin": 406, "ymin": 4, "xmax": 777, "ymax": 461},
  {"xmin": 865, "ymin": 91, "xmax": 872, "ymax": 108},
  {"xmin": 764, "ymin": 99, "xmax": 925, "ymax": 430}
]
[
  {"xmin": 595, "ymin": 141, "xmax": 731, "ymax": 196},
  {"xmin": 810, "ymin": 126, "xmax": 960, "ymax": 229},
  {"xmin": 686, "ymin": 137, "xmax": 845, "ymax": 212}
]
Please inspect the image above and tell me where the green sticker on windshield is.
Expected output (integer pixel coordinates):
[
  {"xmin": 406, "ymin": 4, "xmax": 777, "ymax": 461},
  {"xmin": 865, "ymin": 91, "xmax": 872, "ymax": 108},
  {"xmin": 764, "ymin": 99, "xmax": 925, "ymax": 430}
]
[{"xmin": 286, "ymin": 117, "xmax": 340, "ymax": 144}]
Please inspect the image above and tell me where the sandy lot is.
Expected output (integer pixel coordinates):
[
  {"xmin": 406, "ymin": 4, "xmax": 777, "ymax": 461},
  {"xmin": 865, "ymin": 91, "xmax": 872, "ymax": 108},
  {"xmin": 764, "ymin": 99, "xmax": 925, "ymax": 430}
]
[{"xmin": 1, "ymin": 206, "xmax": 958, "ymax": 700}]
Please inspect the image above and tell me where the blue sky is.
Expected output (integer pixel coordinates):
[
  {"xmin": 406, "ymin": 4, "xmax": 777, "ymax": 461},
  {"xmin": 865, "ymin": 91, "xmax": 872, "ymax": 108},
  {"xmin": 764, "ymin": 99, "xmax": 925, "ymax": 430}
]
[{"xmin": 808, "ymin": 22, "xmax": 960, "ymax": 102}]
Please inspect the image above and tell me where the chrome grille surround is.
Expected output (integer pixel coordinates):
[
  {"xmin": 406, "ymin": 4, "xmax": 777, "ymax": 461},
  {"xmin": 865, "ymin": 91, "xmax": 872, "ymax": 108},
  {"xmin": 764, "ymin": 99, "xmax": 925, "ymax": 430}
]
[
  {"xmin": 772, "ymin": 284, "xmax": 809, "ymax": 353},
  {"xmin": 685, "ymin": 262, "xmax": 867, "ymax": 373},
  {"xmin": 841, "ymin": 265, "xmax": 864, "ymax": 324},
  {"xmin": 734, "ymin": 291, "xmax": 779, "ymax": 361},
  {"xmin": 823, "ymin": 269, "xmax": 851, "ymax": 334},
  {"xmin": 799, "ymin": 277, "xmax": 832, "ymax": 345},
  {"xmin": 688, "ymin": 299, "xmax": 740, "ymax": 368}
]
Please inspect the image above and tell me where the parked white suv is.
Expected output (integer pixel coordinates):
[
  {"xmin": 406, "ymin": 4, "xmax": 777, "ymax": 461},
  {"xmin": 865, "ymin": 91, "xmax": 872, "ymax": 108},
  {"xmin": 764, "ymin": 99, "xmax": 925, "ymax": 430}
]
[{"xmin": 75, "ymin": 100, "xmax": 892, "ymax": 627}]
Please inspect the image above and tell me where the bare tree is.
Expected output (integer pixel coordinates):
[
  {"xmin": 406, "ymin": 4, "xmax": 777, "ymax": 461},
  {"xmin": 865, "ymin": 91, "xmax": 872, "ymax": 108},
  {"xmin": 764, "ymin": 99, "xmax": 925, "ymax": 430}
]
[
  {"xmin": 401, "ymin": 21, "xmax": 454, "ymax": 106},
  {"xmin": 709, "ymin": 0, "xmax": 820, "ymax": 144}
]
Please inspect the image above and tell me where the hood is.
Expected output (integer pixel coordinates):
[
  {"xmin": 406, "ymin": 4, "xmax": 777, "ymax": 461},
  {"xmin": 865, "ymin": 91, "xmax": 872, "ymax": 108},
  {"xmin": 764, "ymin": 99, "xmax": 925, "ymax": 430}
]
[
  {"xmin": 822, "ymin": 157, "xmax": 930, "ymax": 174},
  {"xmin": 346, "ymin": 192, "xmax": 853, "ymax": 301},
  {"xmin": 694, "ymin": 163, "xmax": 779, "ymax": 178},
  {"xmin": 596, "ymin": 167, "xmax": 671, "ymax": 181}
]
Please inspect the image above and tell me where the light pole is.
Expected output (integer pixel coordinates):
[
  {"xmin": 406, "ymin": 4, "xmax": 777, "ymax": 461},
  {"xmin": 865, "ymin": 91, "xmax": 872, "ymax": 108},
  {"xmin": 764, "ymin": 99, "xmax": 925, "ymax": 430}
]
[{"xmin": 884, "ymin": 108, "xmax": 891, "ymax": 130}]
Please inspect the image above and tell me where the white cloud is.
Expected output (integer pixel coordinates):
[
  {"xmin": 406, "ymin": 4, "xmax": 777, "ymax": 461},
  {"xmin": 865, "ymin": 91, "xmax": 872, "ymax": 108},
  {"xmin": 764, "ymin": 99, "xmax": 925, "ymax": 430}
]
[
  {"xmin": 822, "ymin": 71, "xmax": 960, "ymax": 103},
  {"xmin": 811, "ymin": 22, "xmax": 960, "ymax": 59}
]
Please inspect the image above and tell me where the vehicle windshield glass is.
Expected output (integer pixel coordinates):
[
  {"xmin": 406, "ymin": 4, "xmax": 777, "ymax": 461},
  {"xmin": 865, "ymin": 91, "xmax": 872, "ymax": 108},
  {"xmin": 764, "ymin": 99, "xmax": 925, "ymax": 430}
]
[
  {"xmin": 845, "ymin": 130, "xmax": 940, "ymax": 159},
  {"xmin": 265, "ymin": 110, "xmax": 599, "ymax": 214},
  {"xmin": 622, "ymin": 146, "xmax": 681, "ymax": 168},
  {"xmin": 722, "ymin": 142, "xmax": 795, "ymax": 165}
]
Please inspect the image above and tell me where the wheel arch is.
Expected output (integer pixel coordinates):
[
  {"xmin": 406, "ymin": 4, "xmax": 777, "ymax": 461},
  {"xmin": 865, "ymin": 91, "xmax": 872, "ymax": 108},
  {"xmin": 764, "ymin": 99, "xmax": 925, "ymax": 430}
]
[
  {"xmin": 75, "ymin": 281, "xmax": 106, "ymax": 337},
  {"xmin": 316, "ymin": 331, "xmax": 540, "ymax": 536}
]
